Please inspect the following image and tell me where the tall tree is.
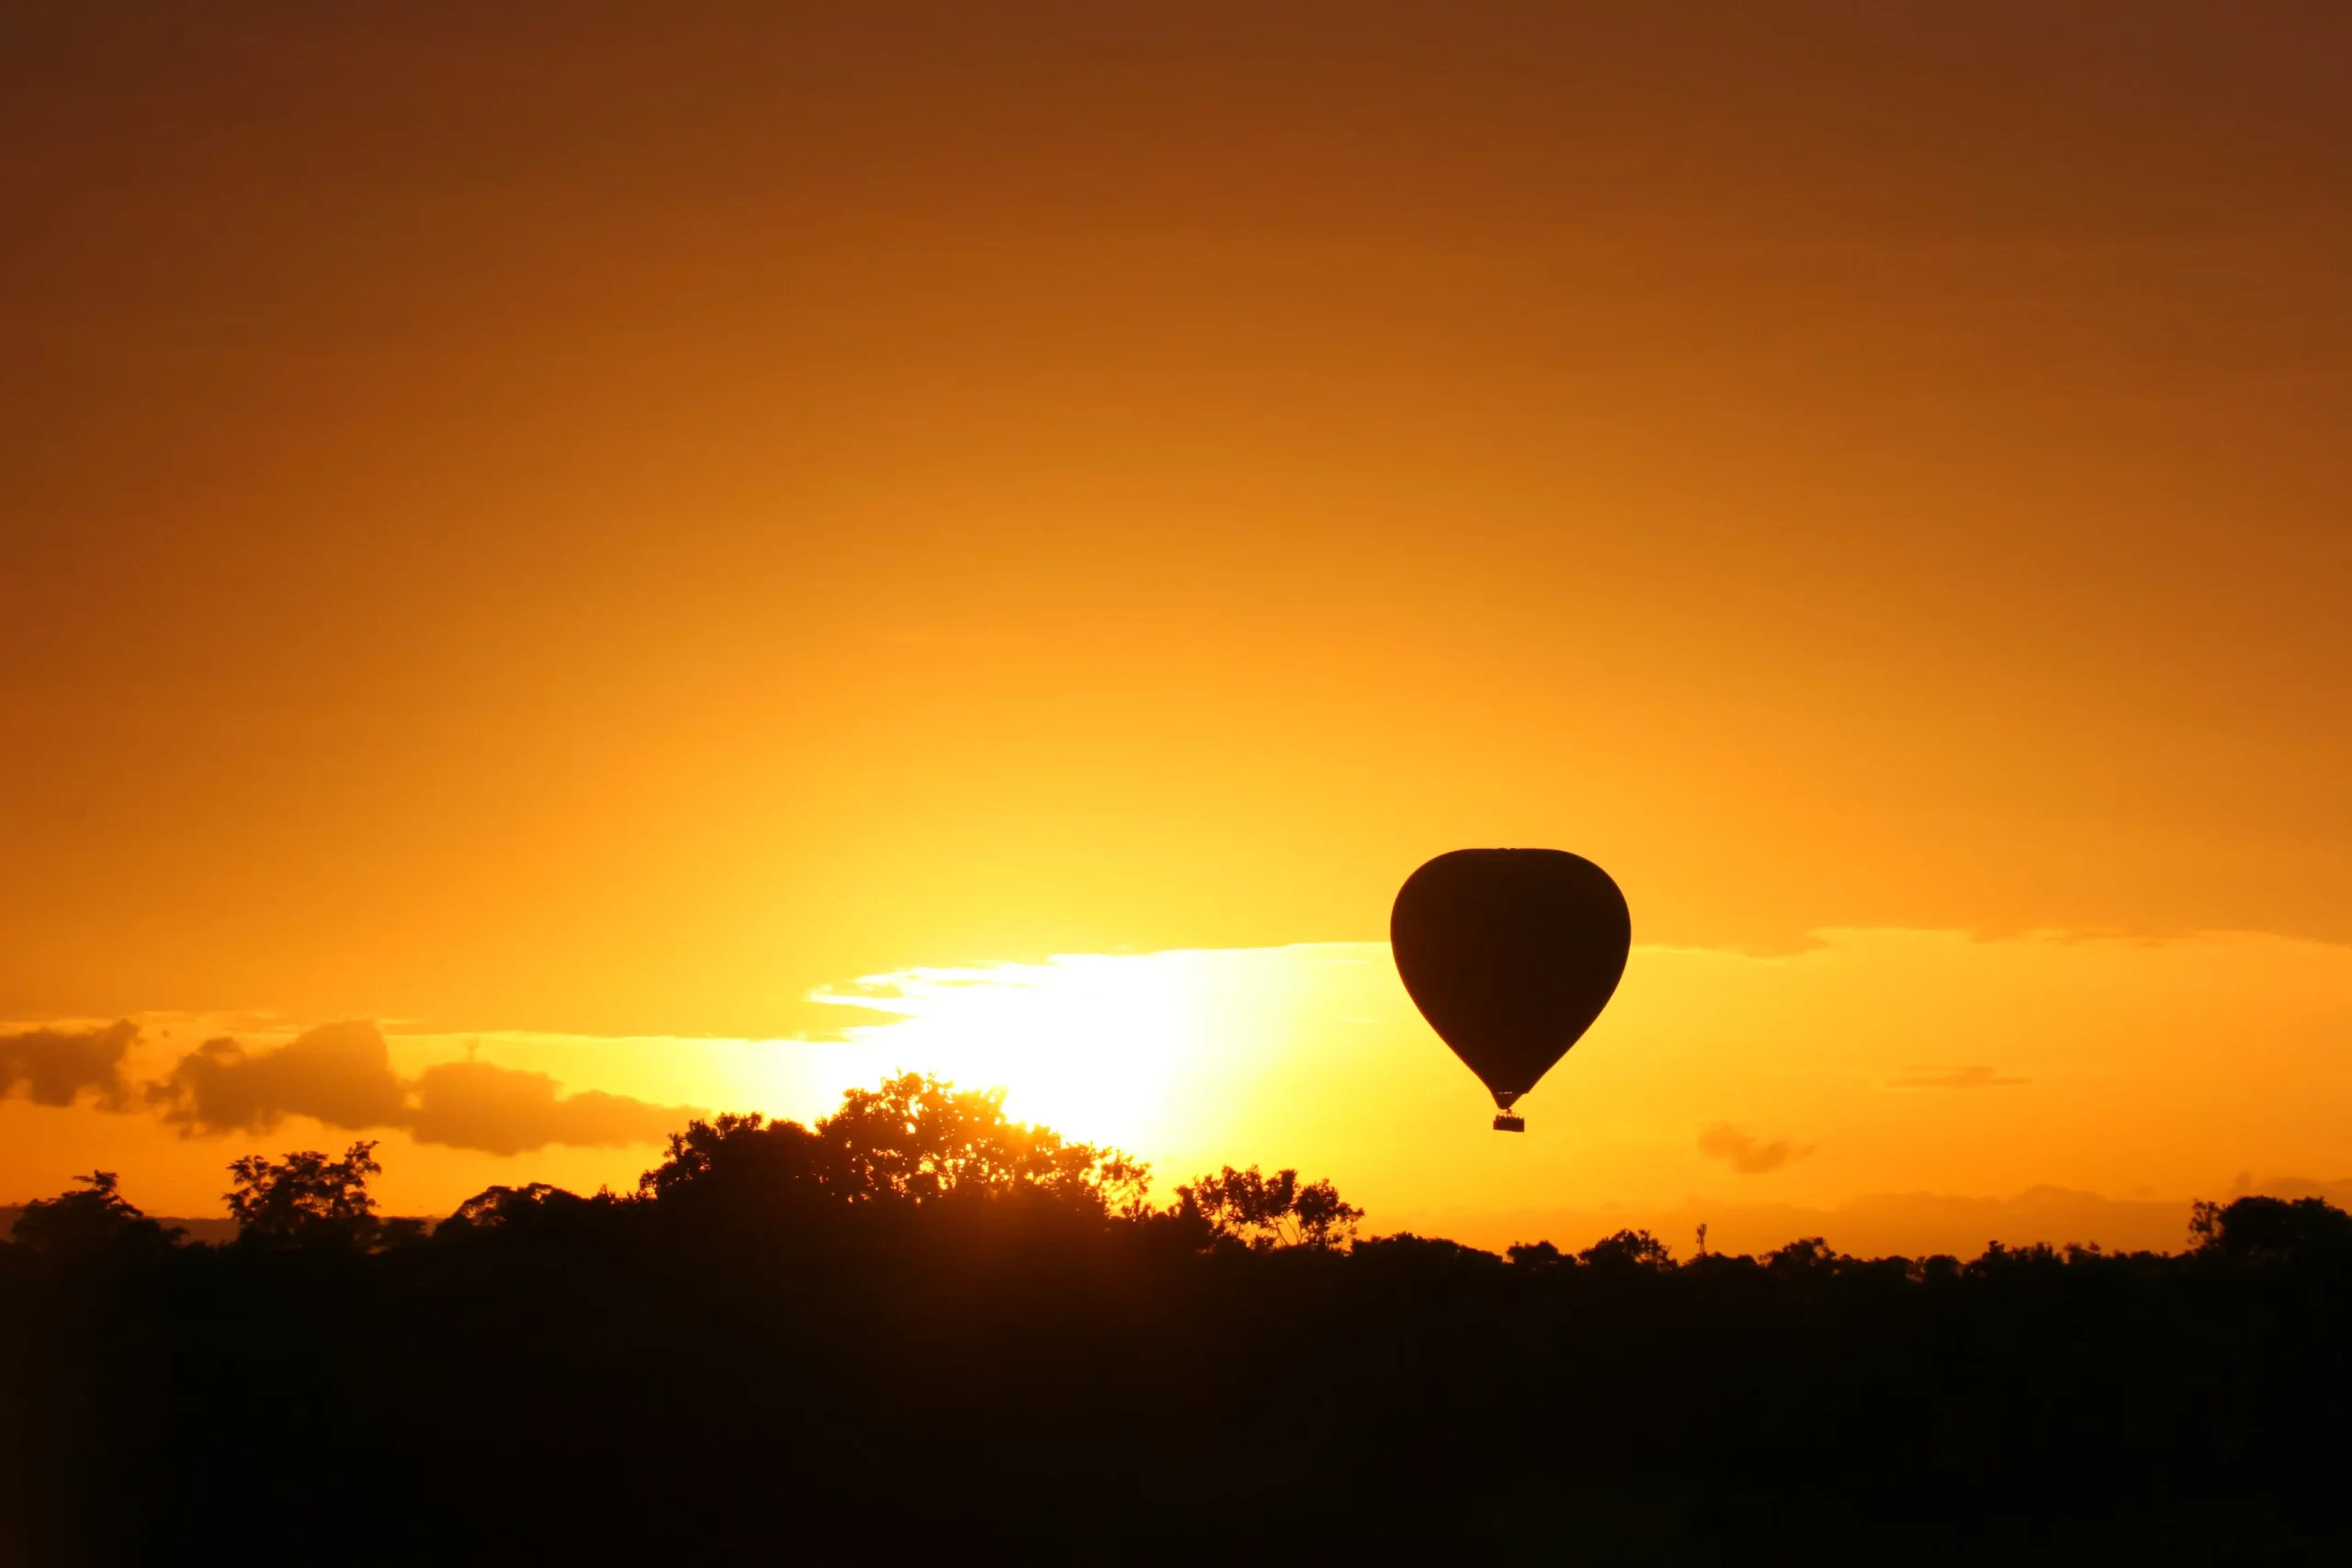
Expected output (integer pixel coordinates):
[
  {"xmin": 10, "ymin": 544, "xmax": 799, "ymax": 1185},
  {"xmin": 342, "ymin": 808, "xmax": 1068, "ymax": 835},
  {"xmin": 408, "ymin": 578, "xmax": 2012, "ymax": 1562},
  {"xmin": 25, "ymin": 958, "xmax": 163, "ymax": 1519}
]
[
  {"xmin": 225, "ymin": 1142, "xmax": 383, "ymax": 1248},
  {"xmin": 9, "ymin": 1170, "xmax": 179, "ymax": 1256},
  {"xmin": 1176, "ymin": 1165, "xmax": 1363, "ymax": 1251}
]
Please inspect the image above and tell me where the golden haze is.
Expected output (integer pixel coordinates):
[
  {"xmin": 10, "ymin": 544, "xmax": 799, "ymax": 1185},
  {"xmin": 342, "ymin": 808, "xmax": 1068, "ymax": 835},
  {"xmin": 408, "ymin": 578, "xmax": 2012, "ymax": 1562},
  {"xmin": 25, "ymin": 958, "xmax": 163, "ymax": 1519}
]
[{"xmin": 3, "ymin": 4, "xmax": 2347, "ymax": 1252}]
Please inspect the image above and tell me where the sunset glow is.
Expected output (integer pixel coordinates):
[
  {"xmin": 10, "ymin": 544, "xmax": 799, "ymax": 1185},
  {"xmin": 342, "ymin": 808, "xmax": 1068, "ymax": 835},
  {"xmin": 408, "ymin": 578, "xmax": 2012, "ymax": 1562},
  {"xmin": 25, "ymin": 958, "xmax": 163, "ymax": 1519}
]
[
  {"xmin": 13, "ymin": 926, "xmax": 2346, "ymax": 1260},
  {"xmin": 5, "ymin": 3, "xmax": 2346, "ymax": 1263}
]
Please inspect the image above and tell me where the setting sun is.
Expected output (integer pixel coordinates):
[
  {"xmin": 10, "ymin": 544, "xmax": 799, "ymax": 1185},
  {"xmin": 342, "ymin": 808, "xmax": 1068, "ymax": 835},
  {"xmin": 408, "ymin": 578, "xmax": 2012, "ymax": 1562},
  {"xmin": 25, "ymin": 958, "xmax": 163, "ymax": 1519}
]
[{"xmin": 805, "ymin": 955, "xmax": 1241, "ymax": 1154}]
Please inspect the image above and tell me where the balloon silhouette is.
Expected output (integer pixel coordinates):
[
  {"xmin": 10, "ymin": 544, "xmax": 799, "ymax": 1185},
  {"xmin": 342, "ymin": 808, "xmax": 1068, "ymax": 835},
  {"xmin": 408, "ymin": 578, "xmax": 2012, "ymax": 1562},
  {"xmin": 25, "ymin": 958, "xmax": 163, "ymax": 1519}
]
[{"xmin": 1391, "ymin": 848, "xmax": 1630, "ymax": 1132}]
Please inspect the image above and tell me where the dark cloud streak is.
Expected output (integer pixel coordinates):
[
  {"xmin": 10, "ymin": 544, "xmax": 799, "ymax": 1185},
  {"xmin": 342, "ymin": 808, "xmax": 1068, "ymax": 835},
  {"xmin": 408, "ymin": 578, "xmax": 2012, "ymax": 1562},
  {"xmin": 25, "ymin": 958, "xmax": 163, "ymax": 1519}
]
[
  {"xmin": 151, "ymin": 1021, "xmax": 406, "ymax": 1134},
  {"xmin": 140, "ymin": 1021, "xmax": 697, "ymax": 1156},
  {"xmin": 1698, "ymin": 1122, "xmax": 1813, "ymax": 1176},
  {"xmin": 0, "ymin": 1020, "xmax": 136, "ymax": 1109},
  {"xmin": 408, "ymin": 1060, "xmax": 684, "ymax": 1156}
]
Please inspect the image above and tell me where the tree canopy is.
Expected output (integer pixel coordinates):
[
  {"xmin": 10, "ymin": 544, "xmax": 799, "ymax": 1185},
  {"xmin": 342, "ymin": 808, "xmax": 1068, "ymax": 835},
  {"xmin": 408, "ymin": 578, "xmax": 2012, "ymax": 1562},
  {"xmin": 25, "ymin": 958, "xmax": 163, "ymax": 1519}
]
[
  {"xmin": 8, "ymin": 1171, "xmax": 178, "ymax": 1257},
  {"xmin": 5, "ymin": 1077, "xmax": 2351, "ymax": 1562},
  {"xmin": 1175, "ymin": 1163, "xmax": 1363, "ymax": 1251},
  {"xmin": 634, "ymin": 1072, "xmax": 1151, "ymax": 1223},
  {"xmin": 223, "ymin": 1141, "xmax": 383, "ymax": 1248}
]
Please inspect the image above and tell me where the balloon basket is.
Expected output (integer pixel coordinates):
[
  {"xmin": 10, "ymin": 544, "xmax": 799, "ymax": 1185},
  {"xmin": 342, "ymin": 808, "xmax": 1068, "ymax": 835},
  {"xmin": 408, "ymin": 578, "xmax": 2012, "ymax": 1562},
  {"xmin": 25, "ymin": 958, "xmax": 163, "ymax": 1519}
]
[{"xmin": 1491, "ymin": 1112, "xmax": 1525, "ymax": 1134}]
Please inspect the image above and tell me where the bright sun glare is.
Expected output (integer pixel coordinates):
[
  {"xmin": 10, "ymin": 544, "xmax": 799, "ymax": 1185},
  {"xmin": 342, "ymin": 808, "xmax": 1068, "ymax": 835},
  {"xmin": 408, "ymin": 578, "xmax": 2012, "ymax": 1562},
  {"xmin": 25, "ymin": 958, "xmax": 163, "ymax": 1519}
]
[{"xmin": 805, "ymin": 953, "xmax": 1245, "ymax": 1153}]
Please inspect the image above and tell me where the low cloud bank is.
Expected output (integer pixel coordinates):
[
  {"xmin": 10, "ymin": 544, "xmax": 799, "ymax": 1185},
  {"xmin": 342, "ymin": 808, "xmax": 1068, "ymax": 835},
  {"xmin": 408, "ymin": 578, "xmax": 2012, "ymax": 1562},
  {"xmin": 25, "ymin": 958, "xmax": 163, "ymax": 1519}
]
[
  {"xmin": 0, "ymin": 1021, "xmax": 136, "ymax": 1110},
  {"xmin": 0, "ymin": 1019, "xmax": 697, "ymax": 1156},
  {"xmin": 407, "ymin": 1060, "xmax": 682, "ymax": 1156},
  {"xmin": 153, "ymin": 1021, "xmax": 407, "ymax": 1134}
]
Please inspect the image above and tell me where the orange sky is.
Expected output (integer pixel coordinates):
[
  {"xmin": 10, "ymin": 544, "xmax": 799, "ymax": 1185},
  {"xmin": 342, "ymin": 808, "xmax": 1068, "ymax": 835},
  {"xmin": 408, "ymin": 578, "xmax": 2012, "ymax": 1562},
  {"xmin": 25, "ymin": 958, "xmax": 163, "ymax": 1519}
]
[{"xmin": 4, "ymin": 4, "xmax": 2347, "ymax": 1251}]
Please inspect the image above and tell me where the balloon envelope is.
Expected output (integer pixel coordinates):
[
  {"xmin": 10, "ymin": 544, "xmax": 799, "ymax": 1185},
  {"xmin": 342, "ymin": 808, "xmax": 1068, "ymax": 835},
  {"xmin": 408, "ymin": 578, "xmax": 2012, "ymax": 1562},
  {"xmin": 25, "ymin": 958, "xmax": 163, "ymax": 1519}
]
[{"xmin": 1390, "ymin": 848, "xmax": 1630, "ymax": 1111}]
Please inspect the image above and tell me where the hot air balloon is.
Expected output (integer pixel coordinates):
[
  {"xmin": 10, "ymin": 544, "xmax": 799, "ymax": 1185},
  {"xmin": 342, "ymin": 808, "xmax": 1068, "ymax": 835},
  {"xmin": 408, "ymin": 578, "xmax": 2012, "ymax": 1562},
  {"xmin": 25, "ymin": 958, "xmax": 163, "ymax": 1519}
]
[{"xmin": 1391, "ymin": 848, "xmax": 1630, "ymax": 1132}]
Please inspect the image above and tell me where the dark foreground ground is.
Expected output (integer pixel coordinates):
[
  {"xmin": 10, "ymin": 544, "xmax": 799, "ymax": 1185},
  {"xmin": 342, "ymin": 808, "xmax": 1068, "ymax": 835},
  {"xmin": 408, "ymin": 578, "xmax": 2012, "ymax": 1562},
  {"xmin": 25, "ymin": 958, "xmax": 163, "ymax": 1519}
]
[
  {"xmin": 6, "ymin": 1082, "xmax": 2348, "ymax": 1566},
  {"xmin": 5, "ymin": 1207, "xmax": 2347, "ymax": 1565}
]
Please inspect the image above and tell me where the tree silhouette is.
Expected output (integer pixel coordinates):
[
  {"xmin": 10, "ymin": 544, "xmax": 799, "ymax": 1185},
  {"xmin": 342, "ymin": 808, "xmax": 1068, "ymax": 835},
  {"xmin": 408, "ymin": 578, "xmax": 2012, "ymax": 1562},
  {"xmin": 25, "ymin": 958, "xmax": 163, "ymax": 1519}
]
[
  {"xmin": 1578, "ymin": 1227, "xmax": 1676, "ymax": 1272},
  {"xmin": 1764, "ymin": 1235, "xmax": 1843, "ymax": 1277},
  {"xmin": 224, "ymin": 1141, "xmax": 383, "ymax": 1248},
  {"xmin": 447, "ymin": 1181, "xmax": 585, "ymax": 1227},
  {"xmin": 638, "ymin": 1073, "xmax": 1152, "ymax": 1221},
  {"xmin": 8, "ymin": 1170, "xmax": 180, "ymax": 1256},
  {"xmin": 635, "ymin": 1111, "xmax": 840, "ymax": 1231},
  {"xmin": 2191, "ymin": 1194, "xmax": 2352, "ymax": 1264},
  {"xmin": 1174, "ymin": 1164, "xmax": 1363, "ymax": 1251},
  {"xmin": 3, "ymin": 1075, "xmax": 2351, "ymax": 1562},
  {"xmin": 820, "ymin": 1071, "xmax": 1150, "ymax": 1213}
]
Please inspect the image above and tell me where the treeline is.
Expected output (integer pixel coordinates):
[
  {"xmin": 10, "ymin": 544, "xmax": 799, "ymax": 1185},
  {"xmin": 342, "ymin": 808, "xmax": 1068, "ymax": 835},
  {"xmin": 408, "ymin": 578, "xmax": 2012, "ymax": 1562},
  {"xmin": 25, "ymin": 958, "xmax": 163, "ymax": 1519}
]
[{"xmin": 4, "ymin": 1075, "xmax": 2347, "ymax": 1563}]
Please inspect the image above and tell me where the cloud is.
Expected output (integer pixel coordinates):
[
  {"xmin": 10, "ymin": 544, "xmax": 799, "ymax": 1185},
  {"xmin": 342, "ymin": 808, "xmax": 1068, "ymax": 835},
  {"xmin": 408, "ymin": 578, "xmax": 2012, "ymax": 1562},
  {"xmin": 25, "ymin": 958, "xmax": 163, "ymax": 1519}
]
[
  {"xmin": 1697, "ymin": 1122, "xmax": 1813, "ymax": 1176},
  {"xmin": 766, "ymin": 989, "xmax": 913, "ymax": 1042},
  {"xmin": 2225, "ymin": 1173, "xmax": 2352, "ymax": 1208},
  {"xmin": 151, "ymin": 1021, "xmax": 407, "ymax": 1134},
  {"xmin": 408, "ymin": 1060, "xmax": 687, "ymax": 1156},
  {"xmin": 1888, "ymin": 1064, "xmax": 2029, "ymax": 1090},
  {"xmin": 0, "ymin": 1020, "xmax": 136, "ymax": 1109},
  {"xmin": 144, "ymin": 1021, "xmax": 697, "ymax": 1156}
]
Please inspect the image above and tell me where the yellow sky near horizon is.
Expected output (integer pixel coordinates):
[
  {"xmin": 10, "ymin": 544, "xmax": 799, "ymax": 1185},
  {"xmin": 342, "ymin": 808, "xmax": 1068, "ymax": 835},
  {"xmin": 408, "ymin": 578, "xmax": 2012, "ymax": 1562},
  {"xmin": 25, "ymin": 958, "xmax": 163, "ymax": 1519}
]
[
  {"xmin": 4, "ymin": 5, "xmax": 2347, "ymax": 1256},
  {"xmin": 8, "ymin": 926, "xmax": 2348, "ymax": 1258}
]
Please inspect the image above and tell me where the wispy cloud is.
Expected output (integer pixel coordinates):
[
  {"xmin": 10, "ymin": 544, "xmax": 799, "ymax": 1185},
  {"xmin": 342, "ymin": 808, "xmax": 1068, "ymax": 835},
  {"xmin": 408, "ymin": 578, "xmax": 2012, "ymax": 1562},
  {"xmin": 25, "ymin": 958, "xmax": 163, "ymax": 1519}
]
[{"xmin": 1697, "ymin": 1122, "xmax": 1813, "ymax": 1176}]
